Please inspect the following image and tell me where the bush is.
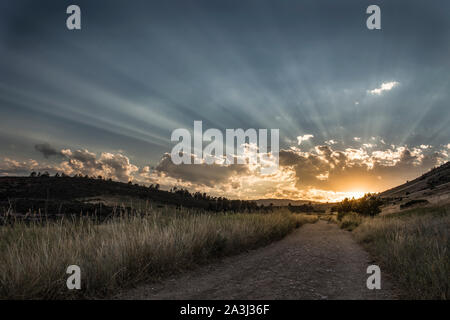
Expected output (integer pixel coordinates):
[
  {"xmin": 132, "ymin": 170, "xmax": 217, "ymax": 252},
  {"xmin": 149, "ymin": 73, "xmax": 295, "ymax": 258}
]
[
  {"xmin": 337, "ymin": 210, "xmax": 349, "ymax": 221},
  {"xmin": 336, "ymin": 194, "xmax": 382, "ymax": 218},
  {"xmin": 400, "ymin": 199, "xmax": 429, "ymax": 209},
  {"xmin": 339, "ymin": 213, "xmax": 363, "ymax": 231}
]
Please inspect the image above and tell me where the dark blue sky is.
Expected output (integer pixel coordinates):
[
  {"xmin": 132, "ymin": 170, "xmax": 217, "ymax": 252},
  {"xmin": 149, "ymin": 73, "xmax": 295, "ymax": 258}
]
[{"xmin": 0, "ymin": 0, "xmax": 449, "ymax": 199}]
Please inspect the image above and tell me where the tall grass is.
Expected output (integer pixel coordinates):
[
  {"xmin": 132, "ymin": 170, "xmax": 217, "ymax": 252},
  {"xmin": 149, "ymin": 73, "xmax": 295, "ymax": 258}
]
[
  {"xmin": 338, "ymin": 212, "xmax": 363, "ymax": 231},
  {"xmin": 353, "ymin": 206, "xmax": 450, "ymax": 299},
  {"xmin": 0, "ymin": 209, "xmax": 316, "ymax": 299}
]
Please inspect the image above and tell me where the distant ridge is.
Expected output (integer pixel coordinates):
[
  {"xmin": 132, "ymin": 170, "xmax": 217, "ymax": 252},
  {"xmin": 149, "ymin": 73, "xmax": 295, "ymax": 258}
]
[
  {"xmin": 254, "ymin": 199, "xmax": 322, "ymax": 207},
  {"xmin": 0, "ymin": 175, "xmax": 260, "ymax": 216},
  {"xmin": 379, "ymin": 161, "xmax": 450, "ymax": 212},
  {"xmin": 380, "ymin": 161, "xmax": 450, "ymax": 197}
]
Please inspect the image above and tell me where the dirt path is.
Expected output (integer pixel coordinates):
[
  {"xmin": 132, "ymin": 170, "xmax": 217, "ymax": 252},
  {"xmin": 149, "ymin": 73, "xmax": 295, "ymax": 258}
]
[{"xmin": 116, "ymin": 220, "xmax": 397, "ymax": 300}]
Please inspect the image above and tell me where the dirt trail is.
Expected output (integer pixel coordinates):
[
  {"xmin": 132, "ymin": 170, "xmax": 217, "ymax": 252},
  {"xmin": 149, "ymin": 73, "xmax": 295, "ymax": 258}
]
[{"xmin": 117, "ymin": 220, "xmax": 397, "ymax": 300}]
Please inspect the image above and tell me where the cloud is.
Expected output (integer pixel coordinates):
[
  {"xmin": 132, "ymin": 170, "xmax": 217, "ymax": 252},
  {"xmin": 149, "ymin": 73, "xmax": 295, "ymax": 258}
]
[
  {"xmin": 154, "ymin": 153, "xmax": 249, "ymax": 187},
  {"xmin": 7, "ymin": 144, "xmax": 139, "ymax": 182},
  {"xmin": 325, "ymin": 139, "xmax": 338, "ymax": 145},
  {"xmin": 35, "ymin": 143, "xmax": 63, "ymax": 158},
  {"xmin": 0, "ymin": 158, "xmax": 41, "ymax": 175},
  {"xmin": 1, "ymin": 141, "xmax": 449, "ymax": 203},
  {"xmin": 316, "ymin": 172, "xmax": 329, "ymax": 181},
  {"xmin": 297, "ymin": 134, "xmax": 314, "ymax": 145},
  {"xmin": 58, "ymin": 149, "xmax": 138, "ymax": 182},
  {"xmin": 368, "ymin": 81, "xmax": 400, "ymax": 95},
  {"xmin": 278, "ymin": 143, "xmax": 448, "ymax": 196}
]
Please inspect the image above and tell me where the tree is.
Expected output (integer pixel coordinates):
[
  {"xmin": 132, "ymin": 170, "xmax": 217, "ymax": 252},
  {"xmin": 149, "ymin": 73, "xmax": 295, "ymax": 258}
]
[
  {"xmin": 354, "ymin": 194, "xmax": 382, "ymax": 217},
  {"xmin": 30, "ymin": 171, "xmax": 37, "ymax": 177},
  {"xmin": 336, "ymin": 194, "xmax": 382, "ymax": 220},
  {"xmin": 337, "ymin": 198, "xmax": 352, "ymax": 214}
]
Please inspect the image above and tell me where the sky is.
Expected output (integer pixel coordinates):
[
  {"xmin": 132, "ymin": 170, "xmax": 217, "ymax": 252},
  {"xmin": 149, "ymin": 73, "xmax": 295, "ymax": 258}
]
[{"xmin": 0, "ymin": 0, "xmax": 449, "ymax": 202}]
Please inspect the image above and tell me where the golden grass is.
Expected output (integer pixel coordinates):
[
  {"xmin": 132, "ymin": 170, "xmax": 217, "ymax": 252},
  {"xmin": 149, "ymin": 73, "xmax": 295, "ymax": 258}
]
[
  {"xmin": 319, "ymin": 214, "xmax": 338, "ymax": 223},
  {"xmin": 0, "ymin": 208, "xmax": 317, "ymax": 299},
  {"xmin": 338, "ymin": 213, "xmax": 363, "ymax": 231}
]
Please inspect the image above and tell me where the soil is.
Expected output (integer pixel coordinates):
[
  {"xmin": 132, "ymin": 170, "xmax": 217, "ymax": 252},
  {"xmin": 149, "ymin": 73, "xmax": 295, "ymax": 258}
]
[{"xmin": 116, "ymin": 220, "xmax": 398, "ymax": 300}]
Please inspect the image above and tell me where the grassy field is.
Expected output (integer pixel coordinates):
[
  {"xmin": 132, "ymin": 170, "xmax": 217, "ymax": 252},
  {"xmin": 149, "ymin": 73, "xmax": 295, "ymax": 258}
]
[
  {"xmin": 0, "ymin": 208, "xmax": 317, "ymax": 299},
  {"xmin": 339, "ymin": 205, "xmax": 449, "ymax": 299}
]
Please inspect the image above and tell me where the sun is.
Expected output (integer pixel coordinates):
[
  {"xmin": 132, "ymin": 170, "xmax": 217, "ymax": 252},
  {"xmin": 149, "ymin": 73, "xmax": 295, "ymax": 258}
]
[
  {"xmin": 343, "ymin": 191, "xmax": 366, "ymax": 200},
  {"xmin": 328, "ymin": 190, "xmax": 368, "ymax": 203}
]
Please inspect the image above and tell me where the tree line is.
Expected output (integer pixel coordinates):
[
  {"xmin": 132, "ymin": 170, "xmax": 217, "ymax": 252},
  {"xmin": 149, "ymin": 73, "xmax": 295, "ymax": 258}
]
[
  {"xmin": 332, "ymin": 193, "xmax": 383, "ymax": 220},
  {"xmin": 26, "ymin": 172, "xmax": 263, "ymax": 213}
]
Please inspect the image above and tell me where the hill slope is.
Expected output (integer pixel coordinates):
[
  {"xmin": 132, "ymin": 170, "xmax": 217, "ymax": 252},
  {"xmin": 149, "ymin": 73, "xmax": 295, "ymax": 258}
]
[
  {"xmin": 0, "ymin": 176, "xmax": 259, "ymax": 217},
  {"xmin": 379, "ymin": 161, "xmax": 450, "ymax": 213}
]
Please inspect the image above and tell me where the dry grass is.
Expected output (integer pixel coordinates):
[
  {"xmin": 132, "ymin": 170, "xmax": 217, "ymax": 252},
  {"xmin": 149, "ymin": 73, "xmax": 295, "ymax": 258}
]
[
  {"xmin": 338, "ymin": 213, "xmax": 363, "ymax": 231},
  {"xmin": 319, "ymin": 214, "xmax": 338, "ymax": 223},
  {"xmin": 353, "ymin": 205, "xmax": 450, "ymax": 299},
  {"xmin": 0, "ymin": 208, "xmax": 316, "ymax": 299}
]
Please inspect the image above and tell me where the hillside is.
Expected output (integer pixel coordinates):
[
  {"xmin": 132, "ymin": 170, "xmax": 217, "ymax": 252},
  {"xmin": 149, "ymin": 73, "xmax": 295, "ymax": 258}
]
[
  {"xmin": 0, "ymin": 176, "xmax": 260, "ymax": 218},
  {"xmin": 379, "ymin": 161, "xmax": 450, "ymax": 213}
]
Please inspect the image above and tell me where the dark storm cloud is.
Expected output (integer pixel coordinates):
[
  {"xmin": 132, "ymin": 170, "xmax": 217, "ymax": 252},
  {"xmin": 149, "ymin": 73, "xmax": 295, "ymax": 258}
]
[
  {"xmin": 155, "ymin": 153, "xmax": 249, "ymax": 187},
  {"xmin": 35, "ymin": 143, "xmax": 63, "ymax": 158}
]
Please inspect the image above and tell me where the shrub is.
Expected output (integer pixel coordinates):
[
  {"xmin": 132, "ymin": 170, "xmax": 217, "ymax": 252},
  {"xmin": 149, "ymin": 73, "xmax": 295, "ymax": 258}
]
[
  {"xmin": 338, "ymin": 213, "xmax": 363, "ymax": 231},
  {"xmin": 336, "ymin": 194, "xmax": 382, "ymax": 218},
  {"xmin": 400, "ymin": 199, "xmax": 429, "ymax": 209},
  {"xmin": 337, "ymin": 210, "xmax": 349, "ymax": 221}
]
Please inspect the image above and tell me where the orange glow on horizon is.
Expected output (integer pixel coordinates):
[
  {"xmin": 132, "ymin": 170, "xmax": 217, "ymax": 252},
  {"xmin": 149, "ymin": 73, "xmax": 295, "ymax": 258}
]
[{"xmin": 331, "ymin": 190, "xmax": 367, "ymax": 202}]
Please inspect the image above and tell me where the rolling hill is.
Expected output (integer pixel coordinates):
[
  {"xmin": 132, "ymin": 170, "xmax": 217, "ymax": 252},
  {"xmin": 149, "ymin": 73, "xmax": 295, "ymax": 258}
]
[
  {"xmin": 0, "ymin": 175, "xmax": 260, "ymax": 218},
  {"xmin": 379, "ymin": 161, "xmax": 450, "ymax": 213}
]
